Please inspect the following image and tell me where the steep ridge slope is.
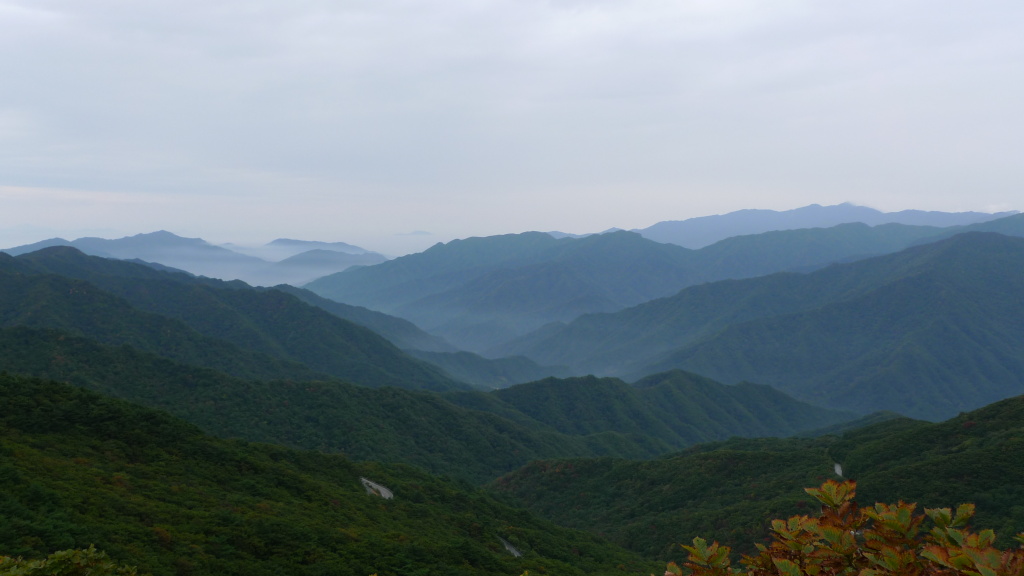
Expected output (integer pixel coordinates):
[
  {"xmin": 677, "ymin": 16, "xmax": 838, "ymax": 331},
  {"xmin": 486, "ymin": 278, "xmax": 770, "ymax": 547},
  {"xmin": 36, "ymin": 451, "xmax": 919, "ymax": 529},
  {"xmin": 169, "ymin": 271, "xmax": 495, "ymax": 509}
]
[
  {"xmin": 306, "ymin": 231, "xmax": 706, "ymax": 351},
  {"xmin": 645, "ymin": 233, "xmax": 1024, "ymax": 419},
  {"xmin": 274, "ymin": 286, "xmax": 572, "ymax": 387},
  {"xmin": 305, "ymin": 231, "xmax": 566, "ymax": 311},
  {"xmin": 303, "ymin": 229, "xmax": 704, "ymax": 348},
  {"xmin": 311, "ymin": 215, "xmax": 1024, "ymax": 352},
  {"xmin": 501, "ymin": 233, "xmax": 1024, "ymax": 419},
  {"xmin": 9, "ymin": 248, "xmax": 566, "ymax": 388},
  {"xmin": 3, "ymin": 247, "xmax": 465, "ymax": 391},
  {"xmin": 390, "ymin": 232, "xmax": 710, "ymax": 350},
  {"xmin": 0, "ymin": 267, "xmax": 323, "ymax": 382},
  {"xmin": 272, "ymin": 284, "xmax": 457, "ymax": 352},
  {"xmin": 495, "ymin": 228, "xmax": 975, "ymax": 374}
]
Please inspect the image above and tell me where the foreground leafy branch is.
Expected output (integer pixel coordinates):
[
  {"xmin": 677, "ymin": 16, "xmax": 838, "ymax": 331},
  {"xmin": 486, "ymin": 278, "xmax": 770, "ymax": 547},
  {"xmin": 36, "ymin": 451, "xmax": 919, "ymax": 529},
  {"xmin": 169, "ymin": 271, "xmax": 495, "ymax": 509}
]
[
  {"xmin": 668, "ymin": 480, "xmax": 1024, "ymax": 576},
  {"xmin": 0, "ymin": 545, "xmax": 142, "ymax": 576}
]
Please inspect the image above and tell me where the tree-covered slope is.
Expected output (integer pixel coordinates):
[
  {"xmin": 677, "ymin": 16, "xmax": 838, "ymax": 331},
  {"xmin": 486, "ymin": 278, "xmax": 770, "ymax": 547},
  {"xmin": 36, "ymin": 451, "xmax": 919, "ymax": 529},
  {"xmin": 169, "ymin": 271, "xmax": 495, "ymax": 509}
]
[
  {"xmin": 476, "ymin": 372, "xmax": 852, "ymax": 444},
  {"xmin": 0, "ymin": 268, "xmax": 323, "ymax": 382},
  {"xmin": 493, "ymin": 272, "xmax": 830, "ymax": 374},
  {"xmin": 0, "ymin": 374, "xmax": 654, "ymax": 576},
  {"xmin": 644, "ymin": 233, "xmax": 1024, "ymax": 419},
  {"xmin": 0, "ymin": 327, "xmax": 852, "ymax": 483},
  {"xmin": 271, "ymin": 284, "xmax": 457, "ymax": 352},
  {"xmin": 489, "ymin": 394, "xmax": 1024, "ymax": 562},
  {"xmin": 0, "ymin": 326, "xmax": 668, "ymax": 483},
  {"xmin": 3, "ymin": 247, "xmax": 466, "ymax": 391},
  {"xmin": 500, "ymin": 232, "xmax": 1024, "ymax": 420}
]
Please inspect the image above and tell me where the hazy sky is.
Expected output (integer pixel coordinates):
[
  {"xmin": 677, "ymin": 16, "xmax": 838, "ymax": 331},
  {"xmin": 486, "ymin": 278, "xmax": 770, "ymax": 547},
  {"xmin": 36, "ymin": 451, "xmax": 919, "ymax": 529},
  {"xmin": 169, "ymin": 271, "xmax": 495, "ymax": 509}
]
[{"xmin": 2, "ymin": 1, "xmax": 1022, "ymax": 254}]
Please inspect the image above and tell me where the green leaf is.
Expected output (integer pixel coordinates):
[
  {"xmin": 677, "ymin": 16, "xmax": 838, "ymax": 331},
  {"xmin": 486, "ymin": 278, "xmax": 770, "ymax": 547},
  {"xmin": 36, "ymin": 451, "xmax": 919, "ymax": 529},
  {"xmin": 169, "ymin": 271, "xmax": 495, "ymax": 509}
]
[{"xmin": 772, "ymin": 557, "xmax": 804, "ymax": 576}]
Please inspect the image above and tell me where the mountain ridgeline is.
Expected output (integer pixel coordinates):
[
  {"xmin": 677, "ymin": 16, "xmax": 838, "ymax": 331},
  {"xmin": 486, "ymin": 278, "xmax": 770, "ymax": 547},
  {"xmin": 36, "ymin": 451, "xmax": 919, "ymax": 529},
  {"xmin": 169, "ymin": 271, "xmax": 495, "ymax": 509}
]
[
  {"xmin": 2, "ymin": 231, "xmax": 389, "ymax": 287},
  {"xmin": 634, "ymin": 202, "xmax": 1016, "ymax": 248},
  {"xmin": 499, "ymin": 232, "xmax": 1024, "ymax": 420},
  {"xmin": 306, "ymin": 213, "xmax": 1024, "ymax": 353},
  {"xmin": 307, "ymin": 231, "xmax": 706, "ymax": 351}
]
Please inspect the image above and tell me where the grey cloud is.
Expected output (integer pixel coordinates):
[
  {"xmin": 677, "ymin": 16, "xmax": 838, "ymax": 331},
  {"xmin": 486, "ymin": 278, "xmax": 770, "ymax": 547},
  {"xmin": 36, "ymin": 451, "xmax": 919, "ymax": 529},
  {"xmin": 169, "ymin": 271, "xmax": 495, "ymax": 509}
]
[{"xmin": 0, "ymin": 0, "xmax": 1021, "ymax": 250}]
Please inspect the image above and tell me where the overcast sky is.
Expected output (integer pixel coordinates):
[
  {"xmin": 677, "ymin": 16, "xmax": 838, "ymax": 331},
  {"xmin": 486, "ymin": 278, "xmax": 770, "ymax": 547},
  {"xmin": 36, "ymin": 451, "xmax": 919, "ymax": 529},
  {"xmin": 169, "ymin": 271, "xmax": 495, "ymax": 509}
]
[{"xmin": 1, "ymin": 1, "xmax": 1022, "ymax": 254}]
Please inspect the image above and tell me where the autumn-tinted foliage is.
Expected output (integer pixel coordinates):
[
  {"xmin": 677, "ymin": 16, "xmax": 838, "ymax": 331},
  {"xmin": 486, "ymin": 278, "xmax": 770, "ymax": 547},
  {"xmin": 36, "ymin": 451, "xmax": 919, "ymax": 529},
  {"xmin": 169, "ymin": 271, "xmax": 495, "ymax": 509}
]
[{"xmin": 674, "ymin": 480, "xmax": 1024, "ymax": 576}]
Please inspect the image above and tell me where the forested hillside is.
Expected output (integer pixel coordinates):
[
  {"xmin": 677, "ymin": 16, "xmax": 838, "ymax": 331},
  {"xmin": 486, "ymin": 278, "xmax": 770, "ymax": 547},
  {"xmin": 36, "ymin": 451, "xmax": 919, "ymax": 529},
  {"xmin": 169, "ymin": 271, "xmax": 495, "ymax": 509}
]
[
  {"xmin": 0, "ymin": 247, "xmax": 464, "ymax": 391},
  {"xmin": 501, "ymin": 232, "xmax": 1024, "ymax": 420},
  {"xmin": 646, "ymin": 233, "xmax": 1024, "ymax": 419},
  {"xmin": 0, "ymin": 374, "xmax": 654, "ymax": 576},
  {"xmin": 490, "ymin": 393, "xmax": 1024, "ymax": 561},
  {"xmin": 0, "ymin": 326, "xmax": 851, "ymax": 483}
]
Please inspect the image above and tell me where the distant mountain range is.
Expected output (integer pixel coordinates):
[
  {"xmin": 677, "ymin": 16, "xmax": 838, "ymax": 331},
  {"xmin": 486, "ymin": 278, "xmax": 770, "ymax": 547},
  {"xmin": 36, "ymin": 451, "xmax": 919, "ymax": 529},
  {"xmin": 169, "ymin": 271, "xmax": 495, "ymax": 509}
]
[
  {"xmin": 225, "ymin": 237, "xmax": 375, "ymax": 259},
  {"xmin": 2, "ymin": 231, "xmax": 388, "ymax": 286},
  {"xmin": 5, "ymin": 205, "xmax": 1022, "ymax": 418},
  {"xmin": 634, "ymin": 202, "xmax": 1018, "ymax": 248},
  {"xmin": 308, "ymin": 212, "xmax": 1024, "ymax": 353},
  {"xmin": 306, "ymin": 231, "xmax": 709, "ymax": 351},
  {"xmin": 501, "ymin": 232, "xmax": 1024, "ymax": 420}
]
